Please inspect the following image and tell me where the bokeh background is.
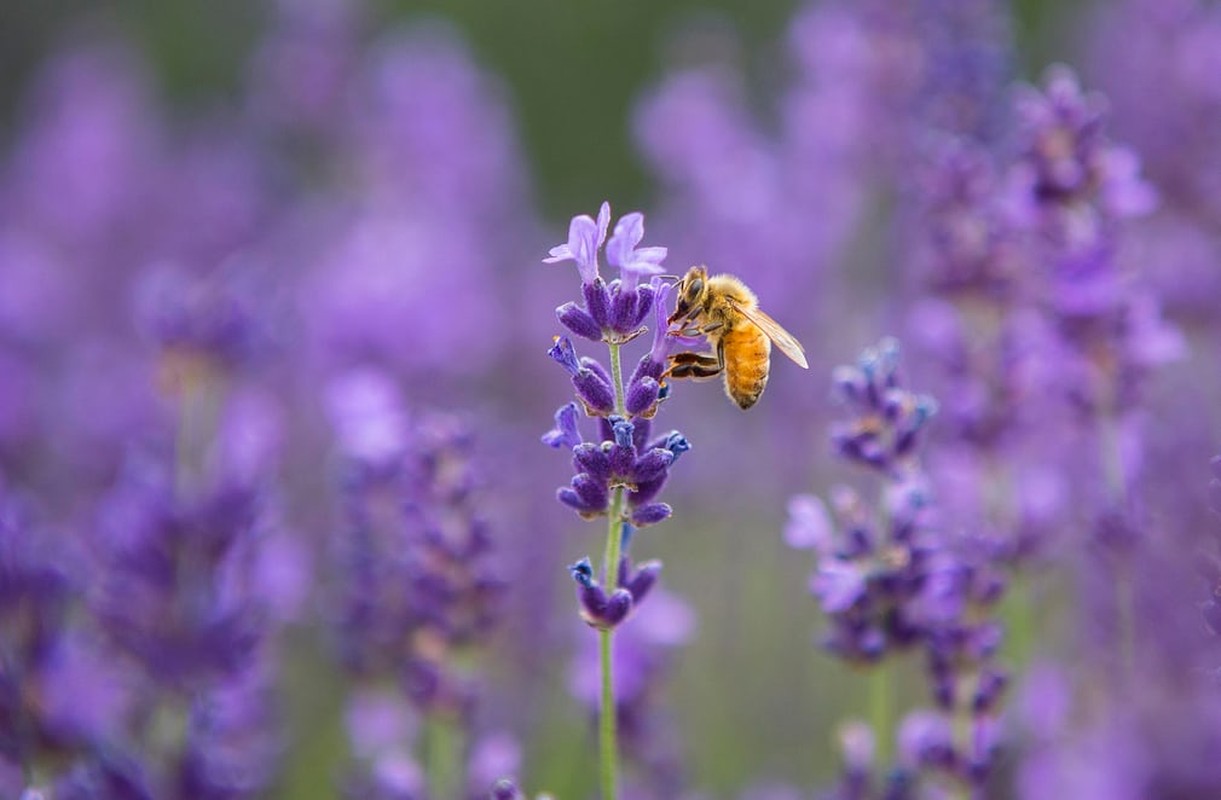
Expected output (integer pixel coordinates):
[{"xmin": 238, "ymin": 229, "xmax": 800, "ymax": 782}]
[{"xmin": 3, "ymin": 0, "xmax": 1221, "ymax": 798}]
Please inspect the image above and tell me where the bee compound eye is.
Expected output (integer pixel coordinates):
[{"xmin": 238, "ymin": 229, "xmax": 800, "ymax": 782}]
[{"xmin": 687, "ymin": 278, "xmax": 703, "ymax": 299}]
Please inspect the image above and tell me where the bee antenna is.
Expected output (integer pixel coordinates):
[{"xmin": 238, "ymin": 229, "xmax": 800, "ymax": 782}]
[{"xmin": 656, "ymin": 274, "xmax": 682, "ymax": 283}]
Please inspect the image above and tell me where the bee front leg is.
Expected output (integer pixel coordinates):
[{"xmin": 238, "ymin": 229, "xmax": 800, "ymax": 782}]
[{"xmin": 668, "ymin": 322, "xmax": 724, "ymax": 339}]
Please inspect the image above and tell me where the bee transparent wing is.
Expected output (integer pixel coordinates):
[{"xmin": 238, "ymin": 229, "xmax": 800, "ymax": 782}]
[{"xmin": 729, "ymin": 299, "xmax": 809, "ymax": 369}]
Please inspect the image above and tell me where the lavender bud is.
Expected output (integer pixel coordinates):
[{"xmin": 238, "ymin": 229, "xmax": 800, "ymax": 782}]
[
  {"xmin": 571, "ymin": 474, "xmax": 610, "ymax": 510},
  {"xmin": 650, "ymin": 431, "xmax": 691, "ymax": 462},
  {"xmin": 602, "ymin": 589, "xmax": 634, "ymax": 627},
  {"xmin": 630, "ymin": 475, "xmax": 667, "ymax": 506},
  {"xmin": 577, "ymin": 581, "xmax": 611, "ymax": 623},
  {"xmin": 572, "ymin": 443, "xmax": 612, "ymax": 483},
  {"xmin": 632, "ymin": 283, "xmax": 655, "ymax": 329},
  {"xmin": 632, "ymin": 448, "xmax": 675, "ymax": 484},
  {"xmin": 625, "ymin": 560, "xmax": 662, "ymax": 604},
  {"xmin": 583, "ymin": 277, "xmax": 612, "ymax": 329},
  {"xmin": 625, "ymin": 376, "xmax": 661, "ymax": 417},
  {"xmin": 609, "ymin": 445, "xmax": 637, "ymax": 480},
  {"xmin": 898, "ymin": 711, "xmax": 954, "ymax": 770},
  {"xmin": 972, "ymin": 668, "xmax": 1008, "ymax": 714},
  {"xmin": 549, "ymin": 338, "xmax": 615, "ymax": 414},
  {"xmin": 569, "ymin": 558, "xmax": 595, "ymax": 588},
  {"xmin": 630, "ymin": 503, "xmax": 672, "ymax": 527},
  {"xmin": 557, "ymin": 302, "xmax": 603, "ymax": 342},
  {"xmin": 572, "ymin": 372, "xmax": 615, "ymax": 416},
  {"xmin": 582, "ymin": 357, "xmax": 613, "ymax": 387},
  {"xmin": 609, "ymin": 283, "xmax": 639, "ymax": 334}
]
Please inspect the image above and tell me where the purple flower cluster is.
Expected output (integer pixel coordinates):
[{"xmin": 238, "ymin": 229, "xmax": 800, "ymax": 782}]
[
  {"xmin": 547, "ymin": 202, "xmax": 666, "ymax": 345},
  {"xmin": 544, "ymin": 403, "xmax": 690, "ymax": 530},
  {"xmin": 0, "ymin": 454, "xmax": 283, "ymax": 800},
  {"xmin": 1007, "ymin": 67, "xmax": 1181, "ymax": 419},
  {"xmin": 828, "ymin": 338, "xmax": 939, "ymax": 480},
  {"xmin": 1087, "ymin": 0, "xmax": 1221, "ymax": 324},
  {"xmin": 543, "ymin": 202, "xmax": 692, "ymax": 625},
  {"xmin": 789, "ymin": 339, "xmax": 1011, "ymax": 797},
  {"xmin": 540, "ymin": 202, "xmax": 701, "ymax": 799},
  {"xmin": 0, "ymin": 7, "xmax": 532, "ymax": 796},
  {"xmin": 328, "ymin": 371, "xmax": 511, "ymax": 797}
]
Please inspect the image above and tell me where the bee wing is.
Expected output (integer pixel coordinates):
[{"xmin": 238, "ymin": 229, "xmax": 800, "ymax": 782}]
[{"xmin": 729, "ymin": 299, "xmax": 809, "ymax": 369}]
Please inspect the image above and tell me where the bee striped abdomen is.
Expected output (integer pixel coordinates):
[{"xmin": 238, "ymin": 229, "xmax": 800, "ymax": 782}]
[{"xmin": 722, "ymin": 323, "xmax": 772, "ymax": 410}]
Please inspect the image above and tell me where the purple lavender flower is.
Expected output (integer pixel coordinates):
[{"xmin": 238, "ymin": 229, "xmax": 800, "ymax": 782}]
[
  {"xmin": 546, "ymin": 411, "xmax": 688, "ymax": 527},
  {"xmin": 545, "ymin": 202, "xmax": 662, "ymax": 343},
  {"xmin": 605, "ymin": 213, "xmax": 668, "ymax": 290},
  {"xmin": 829, "ymin": 338, "xmax": 938, "ymax": 479},
  {"xmin": 543, "ymin": 203, "xmax": 691, "ymax": 799},
  {"xmin": 0, "ymin": 486, "xmax": 80, "ymax": 773},
  {"xmin": 328, "ymin": 379, "xmax": 510, "ymax": 797},
  {"xmin": 175, "ymin": 659, "xmax": 280, "ymax": 800},
  {"xmin": 135, "ymin": 263, "xmax": 275, "ymax": 371},
  {"xmin": 92, "ymin": 457, "xmax": 265, "ymax": 689},
  {"xmin": 544, "ymin": 201, "xmax": 611, "ymax": 285},
  {"xmin": 792, "ymin": 339, "xmax": 1011, "ymax": 797}
]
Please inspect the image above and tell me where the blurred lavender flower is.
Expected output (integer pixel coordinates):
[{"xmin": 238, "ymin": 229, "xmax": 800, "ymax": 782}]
[
  {"xmin": 0, "ymin": 485, "xmax": 82, "ymax": 775},
  {"xmin": 175, "ymin": 660, "xmax": 281, "ymax": 800},
  {"xmin": 298, "ymin": 23, "xmax": 534, "ymax": 383},
  {"xmin": 328, "ymin": 373, "xmax": 509, "ymax": 797},
  {"xmin": 92, "ymin": 457, "xmax": 266, "ymax": 688},
  {"xmin": 791, "ymin": 339, "xmax": 1011, "ymax": 797},
  {"xmin": 829, "ymin": 338, "xmax": 939, "ymax": 480},
  {"xmin": 1088, "ymin": 0, "xmax": 1221, "ymax": 324},
  {"xmin": 1006, "ymin": 66, "xmax": 1158, "ymax": 321},
  {"xmin": 136, "ymin": 262, "xmax": 276, "ymax": 372}
]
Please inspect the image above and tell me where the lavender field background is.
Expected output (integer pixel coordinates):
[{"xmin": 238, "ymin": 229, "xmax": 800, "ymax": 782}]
[{"xmin": 3, "ymin": 0, "xmax": 1221, "ymax": 798}]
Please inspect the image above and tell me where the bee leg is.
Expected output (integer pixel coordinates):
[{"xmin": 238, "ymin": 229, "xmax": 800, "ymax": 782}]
[
  {"xmin": 668, "ymin": 322, "xmax": 724, "ymax": 339},
  {"xmin": 664, "ymin": 352, "xmax": 723, "ymax": 382}
]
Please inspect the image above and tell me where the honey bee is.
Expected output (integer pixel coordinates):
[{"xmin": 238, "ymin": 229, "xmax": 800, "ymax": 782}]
[{"xmin": 665, "ymin": 265, "xmax": 809, "ymax": 409}]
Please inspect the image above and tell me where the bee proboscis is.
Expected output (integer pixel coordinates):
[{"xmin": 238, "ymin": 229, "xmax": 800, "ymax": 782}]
[{"xmin": 665, "ymin": 265, "xmax": 809, "ymax": 410}]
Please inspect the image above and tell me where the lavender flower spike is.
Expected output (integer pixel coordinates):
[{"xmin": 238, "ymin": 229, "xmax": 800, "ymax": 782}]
[{"xmin": 543, "ymin": 201, "xmax": 611, "ymax": 285}]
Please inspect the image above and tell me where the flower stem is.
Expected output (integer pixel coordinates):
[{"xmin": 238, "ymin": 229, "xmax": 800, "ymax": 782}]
[
  {"xmin": 598, "ymin": 624, "xmax": 618, "ymax": 800},
  {"xmin": 426, "ymin": 715, "xmax": 462, "ymax": 800},
  {"xmin": 608, "ymin": 342, "xmax": 626, "ymax": 416},
  {"xmin": 598, "ymin": 339, "xmax": 627, "ymax": 800},
  {"xmin": 870, "ymin": 659, "xmax": 893, "ymax": 773},
  {"xmin": 598, "ymin": 487, "xmax": 626, "ymax": 800}
]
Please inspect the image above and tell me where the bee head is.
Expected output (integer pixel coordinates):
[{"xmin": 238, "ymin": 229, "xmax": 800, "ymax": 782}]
[{"xmin": 667, "ymin": 265, "xmax": 708, "ymax": 324}]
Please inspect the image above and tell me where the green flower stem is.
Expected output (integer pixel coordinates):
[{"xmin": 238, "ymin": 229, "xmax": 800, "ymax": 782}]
[
  {"xmin": 426, "ymin": 715, "xmax": 462, "ymax": 800},
  {"xmin": 608, "ymin": 342, "xmax": 626, "ymax": 419},
  {"xmin": 869, "ymin": 659, "xmax": 894, "ymax": 773},
  {"xmin": 597, "ymin": 498, "xmax": 624, "ymax": 800},
  {"xmin": 950, "ymin": 671, "xmax": 977, "ymax": 800},
  {"xmin": 598, "ymin": 622, "xmax": 618, "ymax": 800},
  {"xmin": 598, "ymin": 339, "xmax": 629, "ymax": 800}
]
